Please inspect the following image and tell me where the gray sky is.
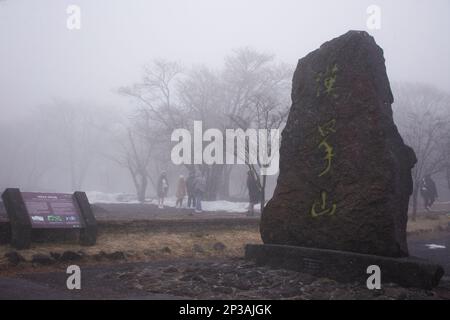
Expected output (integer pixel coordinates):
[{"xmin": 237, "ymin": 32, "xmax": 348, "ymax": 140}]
[{"xmin": 1, "ymin": 0, "xmax": 449, "ymax": 120}]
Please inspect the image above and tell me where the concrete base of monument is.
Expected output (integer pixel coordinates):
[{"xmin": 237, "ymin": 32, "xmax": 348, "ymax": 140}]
[{"xmin": 245, "ymin": 244, "xmax": 445, "ymax": 289}]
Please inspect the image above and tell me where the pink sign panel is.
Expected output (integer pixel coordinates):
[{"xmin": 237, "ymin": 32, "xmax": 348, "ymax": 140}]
[{"xmin": 22, "ymin": 192, "xmax": 83, "ymax": 229}]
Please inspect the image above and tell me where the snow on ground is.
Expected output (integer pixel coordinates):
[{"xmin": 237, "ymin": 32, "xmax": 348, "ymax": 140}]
[
  {"xmin": 86, "ymin": 191, "xmax": 141, "ymax": 204},
  {"xmin": 147, "ymin": 197, "xmax": 261, "ymax": 213},
  {"xmin": 425, "ymin": 244, "xmax": 446, "ymax": 250},
  {"xmin": 86, "ymin": 191, "xmax": 260, "ymax": 213}
]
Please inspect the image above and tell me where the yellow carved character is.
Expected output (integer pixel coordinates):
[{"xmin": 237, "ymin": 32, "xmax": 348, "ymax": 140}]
[
  {"xmin": 318, "ymin": 139, "xmax": 334, "ymax": 177},
  {"xmin": 316, "ymin": 64, "xmax": 338, "ymax": 98},
  {"xmin": 311, "ymin": 191, "xmax": 337, "ymax": 217},
  {"xmin": 317, "ymin": 119, "xmax": 336, "ymax": 177}
]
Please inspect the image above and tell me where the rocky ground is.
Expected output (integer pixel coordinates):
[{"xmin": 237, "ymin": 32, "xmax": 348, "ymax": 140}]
[
  {"xmin": 1, "ymin": 257, "xmax": 449, "ymax": 300},
  {"xmin": 0, "ymin": 204, "xmax": 449, "ymax": 300},
  {"xmin": 100, "ymin": 258, "xmax": 450, "ymax": 300},
  {"xmin": 2, "ymin": 229, "xmax": 450, "ymax": 300},
  {"xmin": 0, "ymin": 227, "xmax": 260, "ymax": 275}
]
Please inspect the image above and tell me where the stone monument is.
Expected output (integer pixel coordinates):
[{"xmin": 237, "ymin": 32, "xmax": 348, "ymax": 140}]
[{"xmin": 246, "ymin": 31, "xmax": 444, "ymax": 289}]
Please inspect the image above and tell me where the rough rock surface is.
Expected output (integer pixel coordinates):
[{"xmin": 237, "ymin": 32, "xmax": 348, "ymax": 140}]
[{"xmin": 261, "ymin": 31, "xmax": 417, "ymax": 257}]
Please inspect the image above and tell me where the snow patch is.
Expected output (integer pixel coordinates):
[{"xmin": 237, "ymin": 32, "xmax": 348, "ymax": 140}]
[
  {"xmin": 86, "ymin": 191, "xmax": 140, "ymax": 204},
  {"xmin": 86, "ymin": 191, "xmax": 259, "ymax": 213},
  {"xmin": 149, "ymin": 197, "xmax": 260, "ymax": 213},
  {"xmin": 425, "ymin": 244, "xmax": 446, "ymax": 250}
]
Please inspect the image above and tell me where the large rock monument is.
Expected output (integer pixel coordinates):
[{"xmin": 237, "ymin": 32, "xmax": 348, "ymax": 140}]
[
  {"xmin": 247, "ymin": 31, "xmax": 444, "ymax": 289},
  {"xmin": 260, "ymin": 31, "xmax": 417, "ymax": 258}
]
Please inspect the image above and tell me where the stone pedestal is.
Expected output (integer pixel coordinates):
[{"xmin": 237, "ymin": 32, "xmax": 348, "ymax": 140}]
[
  {"xmin": 74, "ymin": 191, "xmax": 97, "ymax": 246},
  {"xmin": 1, "ymin": 188, "xmax": 31, "ymax": 249},
  {"xmin": 245, "ymin": 244, "xmax": 444, "ymax": 289}
]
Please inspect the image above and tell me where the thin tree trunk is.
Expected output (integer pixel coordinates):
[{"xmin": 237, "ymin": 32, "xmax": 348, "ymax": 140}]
[
  {"xmin": 219, "ymin": 166, "xmax": 232, "ymax": 199},
  {"xmin": 205, "ymin": 165, "xmax": 223, "ymax": 201},
  {"xmin": 447, "ymin": 166, "xmax": 450, "ymax": 190},
  {"xmin": 137, "ymin": 175, "xmax": 148, "ymax": 203},
  {"xmin": 412, "ymin": 182, "xmax": 419, "ymax": 221},
  {"xmin": 260, "ymin": 174, "xmax": 267, "ymax": 215}
]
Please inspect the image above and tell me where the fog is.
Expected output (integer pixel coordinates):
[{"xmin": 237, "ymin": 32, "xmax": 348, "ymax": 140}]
[{"xmin": 0, "ymin": 0, "xmax": 449, "ymax": 203}]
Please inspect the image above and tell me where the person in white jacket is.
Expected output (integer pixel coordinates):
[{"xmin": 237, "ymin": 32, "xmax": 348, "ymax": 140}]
[{"xmin": 157, "ymin": 171, "xmax": 169, "ymax": 209}]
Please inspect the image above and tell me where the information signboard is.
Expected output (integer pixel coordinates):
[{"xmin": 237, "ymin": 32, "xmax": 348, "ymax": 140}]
[
  {"xmin": 21, "ymin": 192, "xmax": 83, "ymax": 229},
  {"xmin": 1, "ymin": 189, "xmax": 97, "ymax": 249}
]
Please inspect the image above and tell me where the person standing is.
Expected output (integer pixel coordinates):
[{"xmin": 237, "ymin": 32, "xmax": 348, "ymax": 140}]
[
  {"xmin": 421, "ymin": 174, "xmax": 438, "ymax": 211},
  {"xmin": 194, "ymin": 173, "xmax": 207, "ymax": 213},
  {"xmin": 175, "ymin": 175, "xmax": 187, "ymax": 208},
  {"xmin": 157, "ymin": 171, "xmax": 169, "ymax": 209},
  {"xmin": 247, "ymin": 170, "xmax": 260, "ymax": 216},
  {"xmin": 186, "ymin": 170, "xmax": 196, "ymax": 208}
]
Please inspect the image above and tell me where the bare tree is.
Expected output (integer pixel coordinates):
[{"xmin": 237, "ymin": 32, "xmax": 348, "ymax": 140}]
[
  {"xmin": 119, "ymin": 50, "xmax": 293, "ymax": 201},
  {"xmin": 226, "ymin": 49, "xmax": 292, "ymax": 211},
  {"xmin": 33, "ymin": 100, "xmax": 104, "ymax": 191},
  {"xmin": 118, "ymin": 60, "xmax": 190, "ymax": 199},
  {"xmin": 393, "ymin": 82, "xmax": 450, "ymax": 220},
  {"xmin": 178, "ymin": 49, "xmax": 292, "ymax": 201},
  {"xmin": 119, "ymin": 59, "xmax": 184, "ymax": 132},
  {"xmin": 444, "ymin": 133, "xmax": 450, "ymax": 190},
  {"xmin": 20, "ymin": 121, "xmax": 57, "ymax": 190},
  {"xmin": 0, "ymin": 121, "xmax": 23, "ymax": 190},
  {"xmin": 106, "ymin": 106, "xmax": 173, "ymax": 202},
  {"xmin": 177, "ymin": 66, "xmax": 230, "ymax": 199},
  {"xmin": 447, "ymin": 165, "xmax": 450, "ymax": 190}
]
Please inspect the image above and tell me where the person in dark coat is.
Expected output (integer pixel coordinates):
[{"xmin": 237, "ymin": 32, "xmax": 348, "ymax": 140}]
[
  {"xmin": 247, "ymin": 170, "xmax": 260, "ymax": 216},
  {"xmin": 193, "ymin": 173, "xmax": 207, "ymax": 213},
  {"xmin": 175, "ymin": 175, "xmax": 187, "ymax": 208},
  {"xmin": 186, "ymin": 170, "xmax": 196, "ymax": 208},
  {"xmin": 421, "ymin": 174, "xmax": 438, "ymax": 211},
  {"xmin": 157, "ymin": 171, "xmax": 169, "ymax": 209}
]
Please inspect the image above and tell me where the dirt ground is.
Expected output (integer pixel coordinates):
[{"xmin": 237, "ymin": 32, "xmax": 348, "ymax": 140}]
[
  {"xmin": 407, "ymin": 213, "xmax": 450, "ymax": 233},
  {"xmin": 0, "ymin": 203, "xmax": 449, "ymax": 300},
  {"xmin": 1, "ymin": 213, "xmax": 449, "ymax": 274},
  {"xmin": 0, "ymin": 227, "xmax": 261, "ymax": 275},
  {"xmin": 2, "ymin": 257, "xmax": 447, "ymax": 300}
]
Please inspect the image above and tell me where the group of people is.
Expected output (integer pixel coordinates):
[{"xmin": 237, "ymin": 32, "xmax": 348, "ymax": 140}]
[
  {"xmin": 156, "ymin": 169, "xmax": 262, "ymax": 215},
  {"xmin": 158, "ymin": 171, "xmax": 441, "ymax": 214},
  {"xmin": 156, "ymin": 170, "xmax": 207, "ymax": 213}
]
